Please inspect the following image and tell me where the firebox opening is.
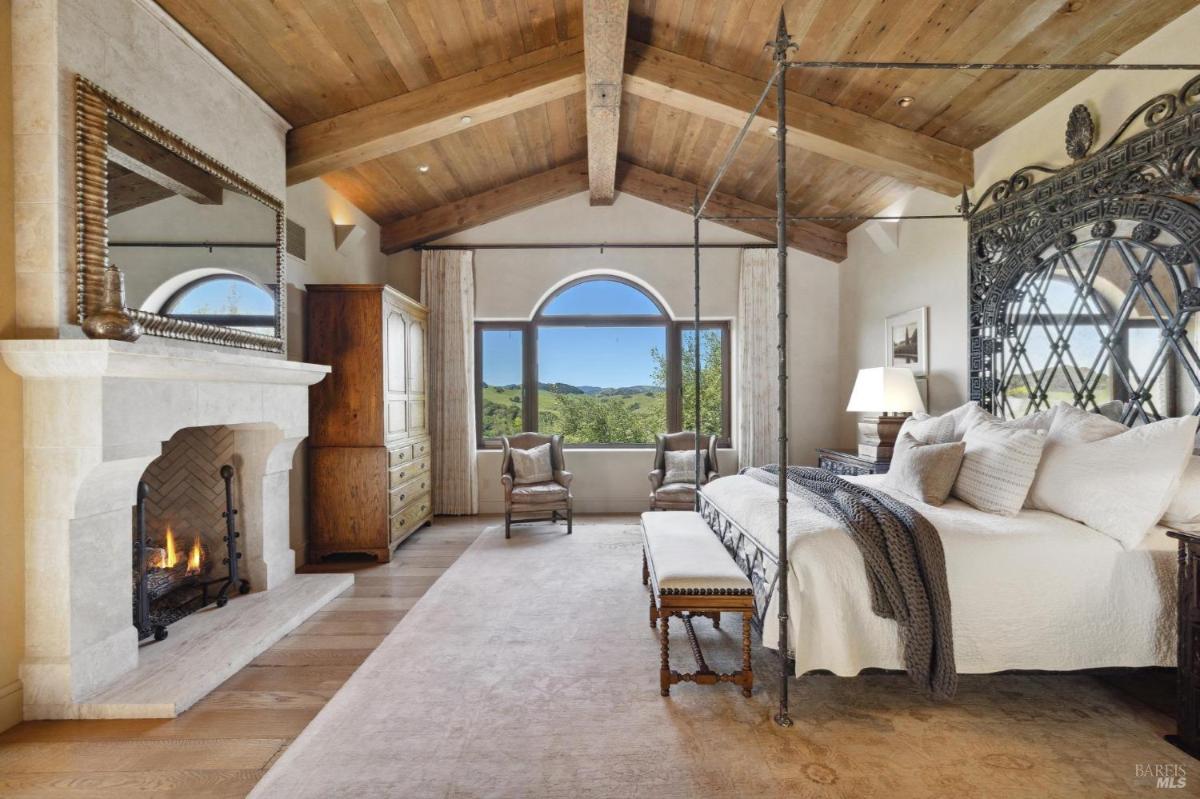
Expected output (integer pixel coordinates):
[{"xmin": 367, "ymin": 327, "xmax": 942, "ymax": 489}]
[{"xmin": 132, "ymin": 426, "xmax": 250, "ymax": 641}]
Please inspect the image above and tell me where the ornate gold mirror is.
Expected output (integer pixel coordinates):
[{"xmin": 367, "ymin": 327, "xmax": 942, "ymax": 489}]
[{"xmin": 75, "ymin": 76, "xmax": 285, "ymax": 353}]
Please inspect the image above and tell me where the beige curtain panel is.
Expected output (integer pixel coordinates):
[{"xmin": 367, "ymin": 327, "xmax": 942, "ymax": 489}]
[
  {"xmin": 736, "ymin": 247, "xmax": 780, "ymax": 469},
  {"xmin": 421, "ymin": 249, "xmax": 479, "ymax": 515}
]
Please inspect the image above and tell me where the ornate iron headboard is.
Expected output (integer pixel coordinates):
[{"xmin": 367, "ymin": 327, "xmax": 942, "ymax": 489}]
[{"xmin": 968, "ymin": 76, "xmax": 1200, "ymax": 425}]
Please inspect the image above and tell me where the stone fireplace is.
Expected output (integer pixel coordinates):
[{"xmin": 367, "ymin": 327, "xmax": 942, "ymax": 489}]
[{"xmin": 0, "ymin": 339, "xmax": 351, "ymax": 719}]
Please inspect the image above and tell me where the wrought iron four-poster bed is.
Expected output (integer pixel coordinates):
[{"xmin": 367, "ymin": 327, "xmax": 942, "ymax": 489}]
[{"xmin": 689, "ymin": 12, "xmax": 1200, "ymax": 727}]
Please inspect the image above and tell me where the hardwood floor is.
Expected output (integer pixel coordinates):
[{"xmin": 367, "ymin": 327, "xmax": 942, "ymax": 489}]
[{"xmin": 0, "ymin": 516, "xmax": 491, "ymax": 799}]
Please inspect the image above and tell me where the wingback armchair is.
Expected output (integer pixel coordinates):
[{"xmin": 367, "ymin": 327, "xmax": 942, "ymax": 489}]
[
  {"xmin": 648, "ymin": 431, "xmax": 720, "ymax": 511},
  {"xmin": 500, "ymin": 433, "xmax": 573, "ymax": 538}
]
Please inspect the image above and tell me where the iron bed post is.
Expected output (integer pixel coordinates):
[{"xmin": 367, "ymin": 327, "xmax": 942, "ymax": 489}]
[
  {"xmin": 772, "ymin": 10, "xmax": 794, "ymax": 729},
  {"xmin": 693, "ymin": 193, "xmax": 702, "ymax": 511}
]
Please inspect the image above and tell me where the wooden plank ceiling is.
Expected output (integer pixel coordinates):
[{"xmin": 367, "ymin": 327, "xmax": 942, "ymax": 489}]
[{"xmin": 158, "ymin": 0, "xmax": 1199, "ymax": 261}]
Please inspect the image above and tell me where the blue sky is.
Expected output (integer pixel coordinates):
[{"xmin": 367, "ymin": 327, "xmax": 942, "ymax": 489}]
[
  {"xmin": 482, "ymin": 280, "xmax": 667, "ymax": 389},
  {"xmin": 542, "ymin": 280, "xmax": 660, "ymax": 315},
  {"xmin": 171, "ymin": 277, "xmax": 274, "ymax": 314},
  {"xmin": 481, "ymin": 327, "xmax": 664, "ymax": 388}
]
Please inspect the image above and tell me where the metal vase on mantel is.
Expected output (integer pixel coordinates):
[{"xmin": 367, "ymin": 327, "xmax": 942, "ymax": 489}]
[{"xmin": 82, "ymin": 263, "xmax": 142, "ymax": 342}]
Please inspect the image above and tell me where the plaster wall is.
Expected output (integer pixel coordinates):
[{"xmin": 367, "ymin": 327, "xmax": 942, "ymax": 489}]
[{"xmin": 391, "ymin": 191, "xmax": 842, "ymax": 513}]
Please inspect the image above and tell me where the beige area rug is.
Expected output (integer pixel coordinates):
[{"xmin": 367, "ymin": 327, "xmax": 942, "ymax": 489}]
[{"xmin": 251, "ymin": 521, "xmax": 1191, "ymax": 798}]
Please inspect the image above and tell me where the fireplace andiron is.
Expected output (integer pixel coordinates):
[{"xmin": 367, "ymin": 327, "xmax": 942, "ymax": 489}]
[
  {"xmin": 215, "ymin": 464, "xmax": 251, "ymax": 608},
  {"xmin": 133, "ymin": 464, "xmax": 251, "ymax": 642}
]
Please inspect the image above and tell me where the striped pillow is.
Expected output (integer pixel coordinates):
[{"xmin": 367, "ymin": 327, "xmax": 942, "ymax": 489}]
[{"xmin": 952, "ymin": 419, "xmax": 1047, "ymax": 515}]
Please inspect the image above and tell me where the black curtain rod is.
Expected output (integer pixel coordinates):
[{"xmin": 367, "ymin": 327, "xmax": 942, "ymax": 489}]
[
  {"xmin": 784, "ymin": 61, "xmax": 1200, "ymax": 71},
  {"xmin": 110, "ymin": 241, "xmax": 276, "ymax": 249},
  {"xmin": 702, "ymin": 213, "xmax": 967, "ymax": 222},
  {"xmin": 414, "ymin": 242, "xmax": 768, "ymax": 251}
]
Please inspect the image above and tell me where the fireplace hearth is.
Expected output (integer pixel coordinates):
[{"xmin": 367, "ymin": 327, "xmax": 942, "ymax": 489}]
[{"xmin": 133, "ymin": 452, "xmax": 251, "ymax": 642}]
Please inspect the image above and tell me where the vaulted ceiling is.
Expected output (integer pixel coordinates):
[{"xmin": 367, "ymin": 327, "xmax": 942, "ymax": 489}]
[{"xmin": 158, "ymin": 0, "xmax": 1198, "ymax": 261}]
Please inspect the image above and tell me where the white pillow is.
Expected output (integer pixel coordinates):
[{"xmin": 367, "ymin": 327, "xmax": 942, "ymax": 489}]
[
  {"xmin": 1045, "ymin": 403, "xmax": 1127, "ymax": 445},
  {"xmin": 1027, "ymin": 416, "xmax": 1200, "ymax": 548},
  {"xmin": 946, "ymin": 402, "xmax": 989, "ymax": 439},
  {"xmin": 1162, "ymin": 456, "xmax": 1200, "ymax": 532},
  {"xmin": 511, "ymin": 442, "xmax": 553, "ymax": 485},
  {"xmin": 663, "ymin": 450, "xmax": 703, "ymax": 485},
  {"xmin": 898, "ymin": 412, "xmax": 957, "ymax": 444},
  {"xmin": 952, "ymin": 419, "xmax": 1047, "ymax": 515},
  {"xmin": 899, "ymin": 401, "xmax": 986, "ymax": 444}
]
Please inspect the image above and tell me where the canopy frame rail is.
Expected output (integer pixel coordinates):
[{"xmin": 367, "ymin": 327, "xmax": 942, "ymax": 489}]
[
  {"xmin": 784, "ymin": 60, "xmax": 1200, "ymax": 71},
  {"xmin": 687, "ymin": 8, "xmax": 1200, "ymax": 730}
]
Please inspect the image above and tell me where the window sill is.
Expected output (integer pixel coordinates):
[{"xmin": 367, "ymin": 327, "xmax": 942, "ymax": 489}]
[{"xmin": 476, "ymin": 446, "xmax": 736, "ymax": 454}]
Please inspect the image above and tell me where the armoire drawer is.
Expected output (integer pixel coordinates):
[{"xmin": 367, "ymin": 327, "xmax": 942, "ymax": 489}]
[
  {"xmin": 389, "ymin": 456, "xmax": 430, "ymax": 490},
  {"xmin": 411, "ymin": 438, "xmax": 430, "ymax": 460},
  {"xmin": 390, "ymin": 499, "xmax": 431, "ymax": 542},
  {"xmin": 389, "ymin": 475, "xmax": 431, "ymax": 515},
  {"xmin": 388, "ymin": 444, "xmax": 412, "ymax": 468}
]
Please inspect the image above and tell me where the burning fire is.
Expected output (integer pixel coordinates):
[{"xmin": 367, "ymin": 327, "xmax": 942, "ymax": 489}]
[
  {"xmin": 187, "ymin": 536, "xmax": 202, "ymax": 574},
  {"xmin": 164, "ymin": 527, "xmax": 178, "ymax": 568},
  {"xmin": 157, "ymin": 527, "xmax": 203, "ymax": 573}
]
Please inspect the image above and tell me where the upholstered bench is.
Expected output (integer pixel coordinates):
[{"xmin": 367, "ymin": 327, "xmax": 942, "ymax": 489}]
[{"xmin": 640, "ymin": 511, "xmax": 754, "ymax": 697}]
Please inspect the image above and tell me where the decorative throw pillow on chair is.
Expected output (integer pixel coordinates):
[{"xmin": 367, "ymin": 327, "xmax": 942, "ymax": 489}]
[
  {"xmin": 663, "ymin": 450, "xmax": 704, "ymax": 485},
  {"xmin": 511, "ymin": 443, "xmax": 553, "ymax": 485}
]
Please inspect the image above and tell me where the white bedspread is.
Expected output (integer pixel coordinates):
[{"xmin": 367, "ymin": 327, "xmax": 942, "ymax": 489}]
[{"xmin": 701, "ymin": 473, "xmax": 1177, "ymax": 677}]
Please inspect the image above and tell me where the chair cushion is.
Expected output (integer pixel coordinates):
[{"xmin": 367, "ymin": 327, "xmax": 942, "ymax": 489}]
[
  {"xmin": 510, "ymin": 481, "xmax": 568, "ymax": 504},
  {"xmin": 654, "ymin": 483, "xmax": 696, "ymax": 499},
  {"xmin": 511, "ymin": 443, "xmax": 553, "ymax": 485},
  {"xmin": 641, "ymin": 511, "xmax": 751, "ymax": 593}
]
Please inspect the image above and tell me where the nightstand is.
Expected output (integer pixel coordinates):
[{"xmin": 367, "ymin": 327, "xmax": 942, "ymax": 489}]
[
  {"xmin": 816, "ymin": 448, "xmax": 890, "ymax": 477},
  {"xmin": 1167, "ymin": 530, "xmax": 1200, "ymax": 759}
]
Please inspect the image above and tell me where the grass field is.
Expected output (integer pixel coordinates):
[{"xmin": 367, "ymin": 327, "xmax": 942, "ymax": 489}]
[{"xmin": 481, "ymin": 385, "xmax": 666, "ymax": 444}]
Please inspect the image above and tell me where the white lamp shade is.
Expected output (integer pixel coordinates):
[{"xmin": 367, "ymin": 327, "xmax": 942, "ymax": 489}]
[{"xmin": 846, "ymin": 367, "xmax": 926, "ymax": 414}]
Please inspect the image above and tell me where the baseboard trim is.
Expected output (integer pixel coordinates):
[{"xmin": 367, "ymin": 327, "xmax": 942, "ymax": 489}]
[
  {"xmin": 0, "ymin": 679, "xmax": 21, "ymax": 733},
  {"xmin": 479, "ymin": 499, "xmax": 650, "ymax": 515}
]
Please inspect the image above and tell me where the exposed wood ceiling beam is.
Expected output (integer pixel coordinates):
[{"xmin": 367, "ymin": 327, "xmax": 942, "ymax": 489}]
[
  {"xmin": 583, "ymin": 0, "xmax": 629, "ymax": 206},
  {"xmin": 622, "ymin": 42, "xmax": 973, "ymax": 197},
  {"xmin": 107, "ymin": 120, "xmax": 223, "ymax": 205},
  {"xmin": 380, "ymin": 160, "xmax": 590, "ymax": 253},
  {"xmin": 107, "ymin": 167, "xmax": 174, "ymax": 216},
  {"xmin": 380, "ymin": 158, "xmax": 847, "ymax": 261},
  {"xmin": 615, "ymin": 161, "xmax": 846, "ymax": 262},
  {"xmin": 287, "ymin": 39, "xmax": 586, "ymax": 185}
]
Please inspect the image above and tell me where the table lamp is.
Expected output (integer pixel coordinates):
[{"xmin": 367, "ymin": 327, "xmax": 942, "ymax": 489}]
[{"xmin": 846, "ymin": 367, "xmax": 926, "ymax": 460}]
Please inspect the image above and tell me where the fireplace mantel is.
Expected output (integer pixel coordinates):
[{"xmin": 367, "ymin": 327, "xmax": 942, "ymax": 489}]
[
  {"xmin": 0, "ymin": 339, "xmax": 329, "ymax": 384},
  {"xmin": 0, "ymin": 339, "xmax": 347, "ymax": 719}
]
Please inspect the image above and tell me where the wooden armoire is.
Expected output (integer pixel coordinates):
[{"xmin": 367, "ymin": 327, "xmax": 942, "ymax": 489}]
[{"xmin": 306, "ymin": 284, "xmax": 431, "ymax": 562}]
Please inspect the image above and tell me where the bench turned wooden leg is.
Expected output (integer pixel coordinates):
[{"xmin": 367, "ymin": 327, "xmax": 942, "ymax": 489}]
[
  {"xmin": 709, "ymin": 611, "xmax": 720, "ymax": 630},
  {"xmin": 642, "ymin": 548, "xmax": 649, "ymax": 586},
  {"xmin": 649, "ymin": 590, "xmax": 656, "ymax": 629},
  {"xmin": 741, "ymin": 610, "xmax": 753, "ymax": 698},
  {"xmin": 659, "ymin": 611, "xmax": 671, "ymax": 697}
]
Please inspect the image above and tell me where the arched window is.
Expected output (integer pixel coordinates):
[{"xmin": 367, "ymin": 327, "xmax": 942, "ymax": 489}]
[
  {"xmin": 161, "ymin": 273, "xmax": 277, "ymax": 334},
  {"xmin": 475, "ymin": 276, "xmax": 729, "ymax": 447}
]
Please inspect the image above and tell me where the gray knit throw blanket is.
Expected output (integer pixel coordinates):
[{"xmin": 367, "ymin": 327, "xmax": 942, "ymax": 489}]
[{"xmin": 744, "ymin": 464, "xmax": 957, "ymax": 699}]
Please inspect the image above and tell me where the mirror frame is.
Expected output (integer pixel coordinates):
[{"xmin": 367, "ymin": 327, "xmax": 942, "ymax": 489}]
[{"xmin": 74, "ymin": 75, "xmax": 286, "ymax": 353}]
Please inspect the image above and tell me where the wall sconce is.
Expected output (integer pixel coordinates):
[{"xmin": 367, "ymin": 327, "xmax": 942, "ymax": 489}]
[{"xmin": 333, "ymin": 223, "xmax": 365, "ymax": 251}]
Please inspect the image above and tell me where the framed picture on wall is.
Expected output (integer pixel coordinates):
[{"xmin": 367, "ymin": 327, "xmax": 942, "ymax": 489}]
[{"xmin": 885, "ymin": 307, "xmax": 928, "ymax": 376}]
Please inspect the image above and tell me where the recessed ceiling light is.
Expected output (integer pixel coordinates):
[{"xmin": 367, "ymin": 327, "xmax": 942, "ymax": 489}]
[
  {"xmin": 897, "ymin": 96, "xmax": 915, "ymax": 108},
  {"xmin": 417, "ymin": 164, "xmax": 431, "ymax": 174},
  {"xmin": 767, "ymin": 125, "xmax": 779, "ymax": 136},
  {"xmin": 460, "ymin": 115, "xmax": 473, "ymax": 124}
]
